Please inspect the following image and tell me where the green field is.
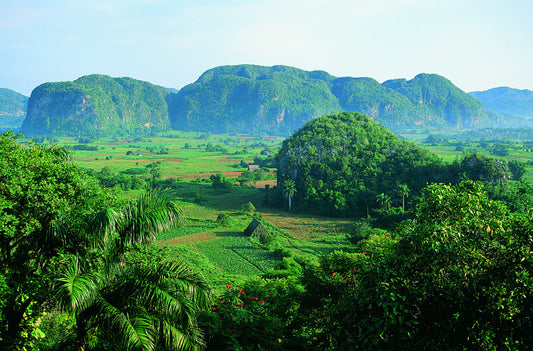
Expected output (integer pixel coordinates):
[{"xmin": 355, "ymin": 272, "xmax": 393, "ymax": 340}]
[
  {"xmin": 29, "ymin": 130, "xmax": 533, "ymax": 288},
  {"xmin": 33, "ymin": 132, "xmax": 355, "ymax": 288}
]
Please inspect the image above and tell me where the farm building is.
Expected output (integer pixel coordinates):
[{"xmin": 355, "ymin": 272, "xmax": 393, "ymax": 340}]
[{"xmin": 243, "ymin": 219, "xmax": 270, "ymax": 238}]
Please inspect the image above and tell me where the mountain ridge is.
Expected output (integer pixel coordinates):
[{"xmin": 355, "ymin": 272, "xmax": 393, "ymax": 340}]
[
  {"xmin": 469, "ymin": 87, "xmax": 533, "ymax": 119},
  {"xmin": 14, "ymin": 65, "xmax": 533, "ymax": 137}
]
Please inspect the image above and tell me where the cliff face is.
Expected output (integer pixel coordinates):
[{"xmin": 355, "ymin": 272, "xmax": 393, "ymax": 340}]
[
  {"xmin": 166, "ymin": 65, "xmax": 341, "ymax": 136},
  {"xmin": 167, "ymin": 65, "xmax": 491, "ymax": 136},
  {"xmin": 383, "ymin": 74, "xmax": 489, "ymax": 129},
  {"xmin": 21, "ymin": 75, "xmax": 170, "ymax": 136}
]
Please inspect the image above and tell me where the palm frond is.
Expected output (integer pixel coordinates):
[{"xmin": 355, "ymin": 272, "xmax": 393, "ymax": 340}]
[
  {"xmin": 35, "ymin": 143, "xmax": 73, "ymax": 161},
  {"xmin": 56, "ymin": 258, "xmax": 101, "ymax": 314},
  {"xmin": 117, "ymin": 190, "xmax": 183, "ymax": 247},
  {"xmin": 97, "ymin": 297, "xmax": 157, "ymax": 351},
  {"xmin": 85, "ymin": 207, "xmax": 121, "ymax": 248},
  {"xmin": 160, "ymin": 321, "xmax": 205, "ymax": 351}
]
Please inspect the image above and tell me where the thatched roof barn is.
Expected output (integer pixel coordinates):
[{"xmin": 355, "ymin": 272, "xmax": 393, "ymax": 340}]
[{"xmin": 243, "ymin": 219, "xmax": 270, "ymax": 238}]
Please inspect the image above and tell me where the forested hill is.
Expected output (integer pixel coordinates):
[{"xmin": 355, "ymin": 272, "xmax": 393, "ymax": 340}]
[
  {"xmin": 470, "ymin": 87, "xmax": 533, "ymax": 119},
  {"xmin": 167, "ymin": 65, "xmax": 492, "ymax": 135},
  {"xmin": 20, "ymin": 75, "xmax": 171, "ymax": 136},
  {"xmin": 0, "ymin": 88, "xmax": 27, "ymax": 132},
  {"xmin": 276, "ymin": 111, "xmax": 444, "ymax": 217}
]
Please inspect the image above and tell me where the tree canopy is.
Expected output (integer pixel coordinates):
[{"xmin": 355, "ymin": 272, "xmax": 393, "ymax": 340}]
[{"xmin": 276, "ymin": 111, "xmax": 443, "ymax": 217}]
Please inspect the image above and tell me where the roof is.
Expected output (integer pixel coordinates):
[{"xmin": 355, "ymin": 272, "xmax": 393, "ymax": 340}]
[{"xmin": 243, "ymin": 219, "xmax": 270, "ymax": 237}]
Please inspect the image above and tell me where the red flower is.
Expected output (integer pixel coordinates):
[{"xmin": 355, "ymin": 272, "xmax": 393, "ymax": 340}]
[
  {"xmin": 211, "ymin": 307, "xmax": 216, "ymax": 311},
  {"xmin": 236, "ymin": 303, "xmax": 243, "ymax": 307},
  {"xmin": 226, "ymin": 285, "xmax": 232, "ymax": 289},
  {"xmin": 251, "ymin": 297, "xmax": 258, "ymax": 301},
  {"xmin": 362, "ymin": 252, "xmax": 367, "ymax": 255},
  {"xmin": 331, "ymin": 272, "xmax": 336, "ymax": 276},
  {"xmin": 259, "ymin": 301, "xmax": 265, "ymax": 304},
  {"xmin": 385, "ymin": 233, "xmax": 390, "ymax": 237},
  {"xmin": 229, "ymin": 329, "xmax": 236, "ymax": 333}
]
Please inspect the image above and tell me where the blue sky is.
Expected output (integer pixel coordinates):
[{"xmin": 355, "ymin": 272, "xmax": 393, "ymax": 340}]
[{"xmin": 1, "ymin": 0, "xmax": 532, "ymax": 96}]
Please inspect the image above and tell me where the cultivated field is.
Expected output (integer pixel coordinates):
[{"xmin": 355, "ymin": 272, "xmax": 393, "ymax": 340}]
[{"xmin": 37, "ymin": 130, "xmax": 533, "ymax": 287}]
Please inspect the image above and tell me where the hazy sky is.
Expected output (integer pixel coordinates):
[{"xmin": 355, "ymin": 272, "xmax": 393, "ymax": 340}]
[{"xmin": 1, "ymin": 0, "xmax": 532, "ymax": 96}]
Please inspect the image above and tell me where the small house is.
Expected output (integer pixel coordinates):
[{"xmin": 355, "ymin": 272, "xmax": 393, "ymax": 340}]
[
  {"xmin": 248, "ymin": 164, "xmax": 260, "ymax": 172},
  {"xmin": 243, "ymin": 219, "xmax": 270, "ymax": 238}
]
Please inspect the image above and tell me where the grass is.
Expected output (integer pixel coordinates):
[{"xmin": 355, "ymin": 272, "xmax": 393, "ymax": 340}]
[{"xmin": 28, "ymin": 131, "xmax": 533, "ymax": 287}]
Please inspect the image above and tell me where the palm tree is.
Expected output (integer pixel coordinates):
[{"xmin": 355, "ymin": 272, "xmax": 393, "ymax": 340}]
[
  {"xmin": 55, "ymin": 190, "xmax": 211, "ymax": 350},
  {"xmin": 398, "ymin": 184, "xmax": 410, "ymax": 215},
  {"xmin": 56, "ymin": 255, "xmax": 211, "ymax": 351},
  {"xmin": 283, "ymin": 179, "xmax": 297, "ymax": 212},
  {"xmin": 376, "ymin": 193, "xmax": 392, "ymax": 211}
]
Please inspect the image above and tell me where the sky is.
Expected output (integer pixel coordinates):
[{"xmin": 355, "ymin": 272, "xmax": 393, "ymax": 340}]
[{"xmin": 1, "ymin": 0, "xmax": 532, "ymax": 96}]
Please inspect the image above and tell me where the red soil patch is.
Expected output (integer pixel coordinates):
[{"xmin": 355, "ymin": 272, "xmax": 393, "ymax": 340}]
[
  {"xmin": 216, "ymin": 156, "xmax": 234, "ymax": 162},
  {"xmin": 96, "ymin": 141, "xmax": 128, "ymax": 145},
  {"xmin": 134, "ymin": 158, "xmax": 185, "ymax": 162},
  {"xmin": 180, "ymin": 171, "xmax": 243, "ymax": 179},
  {"xmin": 158, "ymin": 232, "xmax": 217, "ymax": 246}
]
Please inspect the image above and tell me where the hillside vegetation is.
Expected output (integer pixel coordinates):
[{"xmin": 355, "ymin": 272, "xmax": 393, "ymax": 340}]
[
  {"xmin": 0, "ymin": 88, "xmax": 27, "ymax": 131},
  {"xmin": 470, "ymin": 86, "xmax": 533, "ymax": 119},
  {"xmin": 275, "ymin": 111, "xmax": 444, "ymax": 217},
  {"xmin": 20, "ymin": 74, "xmax": 170, "ymax": 137},
  {"xmin": 16, "ymin": 65, "xmax": 517, "ymax": 137},
  {"xmin": 168, "ymin": 65, "xmax": 492, "ymax": 135}
]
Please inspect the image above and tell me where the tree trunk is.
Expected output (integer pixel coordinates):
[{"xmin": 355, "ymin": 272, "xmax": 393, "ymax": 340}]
[{"xmin": 75, "ymin": 316, "xmax": 88, "ymax": 351}]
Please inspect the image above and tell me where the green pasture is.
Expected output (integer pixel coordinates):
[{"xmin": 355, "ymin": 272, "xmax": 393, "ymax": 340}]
[
  {"xmin": 53, "ymin": 132, "xmax": 283, "ymax": 177},
  {"xmin": 28, "ymin": 131, "xmax": 533, "ymax": 288},
  {"xmin": 154, "ymin": 181, "xmax": 355, "ymax": 287}
]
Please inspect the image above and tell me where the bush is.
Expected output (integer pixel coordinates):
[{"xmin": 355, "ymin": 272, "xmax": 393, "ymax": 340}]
[
  {"xmin": 240, "ymin": 202, "xmax": 256, "ymax": 214},
  {"xmin": 216, "ymin": 213, "xmax": 232, "ymax": 227}
]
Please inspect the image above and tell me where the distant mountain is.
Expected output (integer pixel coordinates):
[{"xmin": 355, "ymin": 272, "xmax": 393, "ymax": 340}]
[
  {"xmin": 382, "ymin": 74, "xmax": 490, "ymax": 128},
  {"xmin": 470, "ymin": 87, "xmax": 533, "ymax": 119},
  {"xmin": 21, "ymin": 75, "xmax": 170, "ymax": 136},
  {"xmin": 167, "ymin": 65, "xmax": 341, "ymax": 135},
  {"xmin": 167, "ymin": 65, "xmax": 491, "ymax": 135},
  {"xmin": 19, "ymin": 66, "xmax": 525, "ymax": 137},
  {"xmin": 0, "ymin": 88, "xmax": 28, "ymax": 131}
]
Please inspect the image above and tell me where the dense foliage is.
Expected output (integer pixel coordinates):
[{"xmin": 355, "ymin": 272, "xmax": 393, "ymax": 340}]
[
  {"xmin": 203, "ymin": 182, "xmax": 533, "ymax": 350},
  {"xmin": 2, "ymin": 122, "xmax": 533, "ymax": 350},
  {"xmin": 0, "ymin": 132, "xmax": 210, "ymax": 350},
  {"xmin": 168, "ymin": 65, "xmax": 493, "ymax": 136},
  {"xmin": 275, "ymin": 112, "xmax": 443, "ymax": 217},
  {"xmin": 20, "ymin": 75, "xmax": 170, "ymax": 137}
]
